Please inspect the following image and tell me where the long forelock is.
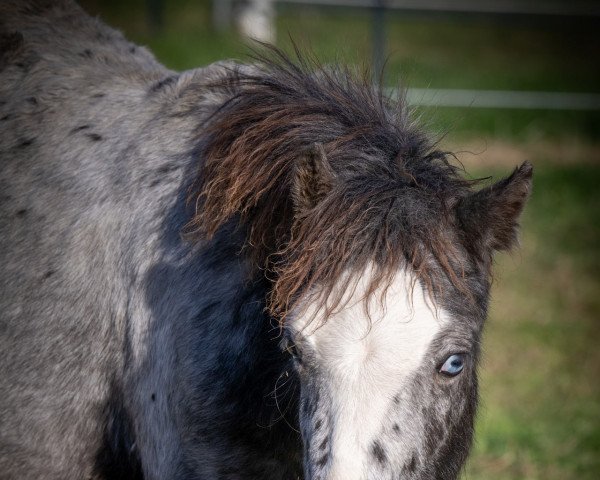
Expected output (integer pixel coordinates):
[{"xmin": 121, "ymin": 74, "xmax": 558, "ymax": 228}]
[{"xmin": 186, "ymin": 47, "xmax": 476, "ymax": 322}]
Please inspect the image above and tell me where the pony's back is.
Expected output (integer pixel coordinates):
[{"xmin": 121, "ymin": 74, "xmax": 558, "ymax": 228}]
[{"xmin": 0, "ymin": 2, "xmax": 230, "ymax": 478}]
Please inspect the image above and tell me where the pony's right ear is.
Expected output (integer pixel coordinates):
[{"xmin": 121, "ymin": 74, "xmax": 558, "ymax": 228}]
[
  {"xmin": 456, "ymin": 161, "xmax": 533, "ymax": 257},
  {"xmin": 291, "ymin": 142, "xmax": 335, "ymax": 215}
]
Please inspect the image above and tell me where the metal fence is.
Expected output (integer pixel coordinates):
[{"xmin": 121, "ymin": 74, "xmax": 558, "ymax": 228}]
[
  {"xmin": 212, "ymin": 0, "xmax": 600, "ymax": 110},
  {"xmin": 275, "ymin": 0, "xmax": 600, "ymax": 18}
]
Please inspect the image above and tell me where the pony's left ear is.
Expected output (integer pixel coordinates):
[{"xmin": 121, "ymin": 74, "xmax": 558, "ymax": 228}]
[
  {"xmin": 456, "ymin": 161, "xmax": 533, "ymax": 255},
  {"xmin": 291, "ymin": 142, "xmax": 335, "ymax": 215}
]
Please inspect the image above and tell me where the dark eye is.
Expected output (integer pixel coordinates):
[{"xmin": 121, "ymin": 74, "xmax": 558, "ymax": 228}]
[{"xmin": 439, "ymin": 354, "xmax": 465, "ymax": 377}]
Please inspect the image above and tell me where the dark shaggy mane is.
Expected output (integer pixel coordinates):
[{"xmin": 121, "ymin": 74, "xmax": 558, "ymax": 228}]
[{"xmin": 187, "ymin": 46, "xmax": 476, "ymax": 322}]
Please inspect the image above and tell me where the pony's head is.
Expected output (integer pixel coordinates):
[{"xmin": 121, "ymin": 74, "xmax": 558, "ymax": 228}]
[{"xmin": 190, "ymin": 48, "xmax": 532, "ymax": 479}]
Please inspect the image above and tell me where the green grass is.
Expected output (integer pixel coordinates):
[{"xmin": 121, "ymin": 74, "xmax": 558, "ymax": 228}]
[
  {"xmin": 83, "ymin": 1, "xmax": 600, "ymax": 92},
  {"xmin": 78, "ymin": 2, "xmax": 600, "ymax": 478},
  {"xmin": 463, "ymin": 164, "xmax": 600, "ymax": 480},
  {"xmin": 79, "ymin": 0, "xmax": 600, "ymax": 143},
  {"xmin": 416, "ymin": 107, "xmax": 600, "ymax": 143},
  {"xmin": 276, "ymin": 8, "xmax": 600, "ymax": 93}
]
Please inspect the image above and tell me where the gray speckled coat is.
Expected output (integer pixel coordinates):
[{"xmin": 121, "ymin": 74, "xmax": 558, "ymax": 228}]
[{"xmin": 1, "ymin": 2, "xmax": 299, "ymax": 479}]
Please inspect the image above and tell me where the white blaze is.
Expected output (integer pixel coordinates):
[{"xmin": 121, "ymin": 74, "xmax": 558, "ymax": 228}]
[{"xmin": 290, "ymin": 267, "xmax": 450, "ymax": 479}]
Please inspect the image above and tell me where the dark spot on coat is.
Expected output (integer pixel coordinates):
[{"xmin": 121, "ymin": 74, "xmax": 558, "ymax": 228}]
[
  {"xmin": 393, "ymin": 394, "xmax": 400, "ymax": 404},
  {"xmin": 371, "ymin": 441, "xmax": 387, "ymax": 464},
  {"xmin": 150, "ymin": 394, "xmax": 155, "ymax": 402},
  {"xmin": 92, "ymin": 93, "xmax": 105, "ymax": 98},
  {"xmin": 18, "ymin": 138, "xmax": 34, "ymax": 148},
  {"xmin": 0, "ymin": 31, "xmax": 24, "ymax": 63},
  {"xmin": 70, "ymin": 125, "xmax": 91, "ymax": 134},
  {"xmin": 157, "ymin": 164, "xmax": 180, "ymax": 175},
  {"xmin": 26, "ymin": 97, "xmax": 37, "ymax": 105},
  {"xmin": 86, "ymin": 133, "xmax": 103, "ymax": 141},
  {"xmin": 0, "ymin": 114, "xmax": 10, "ymax": 121},
  {"xmin": 43, "ymin": 270, "xmax": 55, "ymax": 279},
  {"xmin": 308, "ymin": 392, "xmax": 320, "ymax": 416},
  {"xmin": 392, "ymin": 423, "xmax": 401, "ymax": 434},
  {"xmin": 314, "ymin": 418, "xmax": 322, "ymax": 430},
  {"xmin": 149, "ymin": 75, "xmax": 178, "ymax": 93},
  {"xmin": 129, "ymin": 46, "xmax": 136, "ymax": 54},
  {"xmin": 15, "ymin": 208, "xmax": 27, "ymax": 217},
  {"xmin": 315, "ymin": 454, "xmax": 328, "ymax": 468},
  {"xmin": 406, "ymin": 454, "xmax": 418, "ymax": 473},
  {"xmin": 318, "ymin": 436, "xmax": 328, "ymax": 451},
  {"xmin": 79, "ymin": 49, "xmax": 93, "ymax": 58}
]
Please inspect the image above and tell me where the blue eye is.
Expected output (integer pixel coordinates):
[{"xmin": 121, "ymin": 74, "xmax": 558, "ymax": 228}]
[{"xmin": 439, "ymin": 354, "xmax": 465, "ymax": 377}]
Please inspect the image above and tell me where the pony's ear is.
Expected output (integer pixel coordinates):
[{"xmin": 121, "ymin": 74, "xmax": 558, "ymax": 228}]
[
  {"xmin": 291, "ymin": 142, "xmax": 335, "ymax": 214},
  {"xmin": 456, "ymin": 162, "xmax": 533, "ymax": 255}
]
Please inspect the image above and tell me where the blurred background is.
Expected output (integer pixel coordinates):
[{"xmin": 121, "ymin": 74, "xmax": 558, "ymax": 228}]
[{"xmin": 79, "ymin": 1, "xmax": 599, "ymax": 478}]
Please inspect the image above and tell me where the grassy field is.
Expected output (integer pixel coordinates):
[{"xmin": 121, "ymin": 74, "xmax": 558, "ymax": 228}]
[
  {"xmin": 81, "ymin": 1, "xmax": 600, "ymax": 478},
  {"xmin": 83, "ymin": 0, "xmax": 600, "ymax": 143},
  {"xmin": 462, "ymin": 164, "xmax": 600, "ymax": 479}
]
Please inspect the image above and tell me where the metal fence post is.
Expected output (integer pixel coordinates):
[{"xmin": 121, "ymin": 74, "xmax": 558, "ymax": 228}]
[
  {"xmin": 147, "ymin": 0, "xmax": 164, "ymax": 34},
  {"xmin": 213, "ymin": 0, "xmax": 233, "ymax": 32},
  {"xmin": 372, "ymin": 0, "xmax": 386, "ymax": 83}
]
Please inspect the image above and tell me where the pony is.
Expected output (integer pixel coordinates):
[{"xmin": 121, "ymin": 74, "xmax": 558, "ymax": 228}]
[{"xmin": 0, "ymin": 1, "xmax": 532, "ymax": 479}]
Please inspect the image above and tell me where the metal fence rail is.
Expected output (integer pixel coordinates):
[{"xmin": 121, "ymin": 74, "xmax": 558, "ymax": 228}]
[
  {"xmin": 212, "ymin": 0, "xmax": 600, "ymax": 110},
  {"xmin": 405, "ymin": 89, "xmax": 600, "ymax": 110},
  {"xmin": 276, "ymin": 0, "xmax": 600, "ymax": 18}
]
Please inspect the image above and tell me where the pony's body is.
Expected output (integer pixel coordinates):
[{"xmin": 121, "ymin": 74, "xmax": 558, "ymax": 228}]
[
  {"xmin": 0, "ymin": 2, "xmax": 532, "ymax": 479},
  {"xmin": 0, "ymin": 3, "xmax": 296, "ymax": 478}
]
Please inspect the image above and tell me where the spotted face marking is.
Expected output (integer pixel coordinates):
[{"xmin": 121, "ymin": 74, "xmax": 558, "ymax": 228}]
[{"xmin": 287, "ymin": 266, "xmax": 455, "ymax": 479}]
